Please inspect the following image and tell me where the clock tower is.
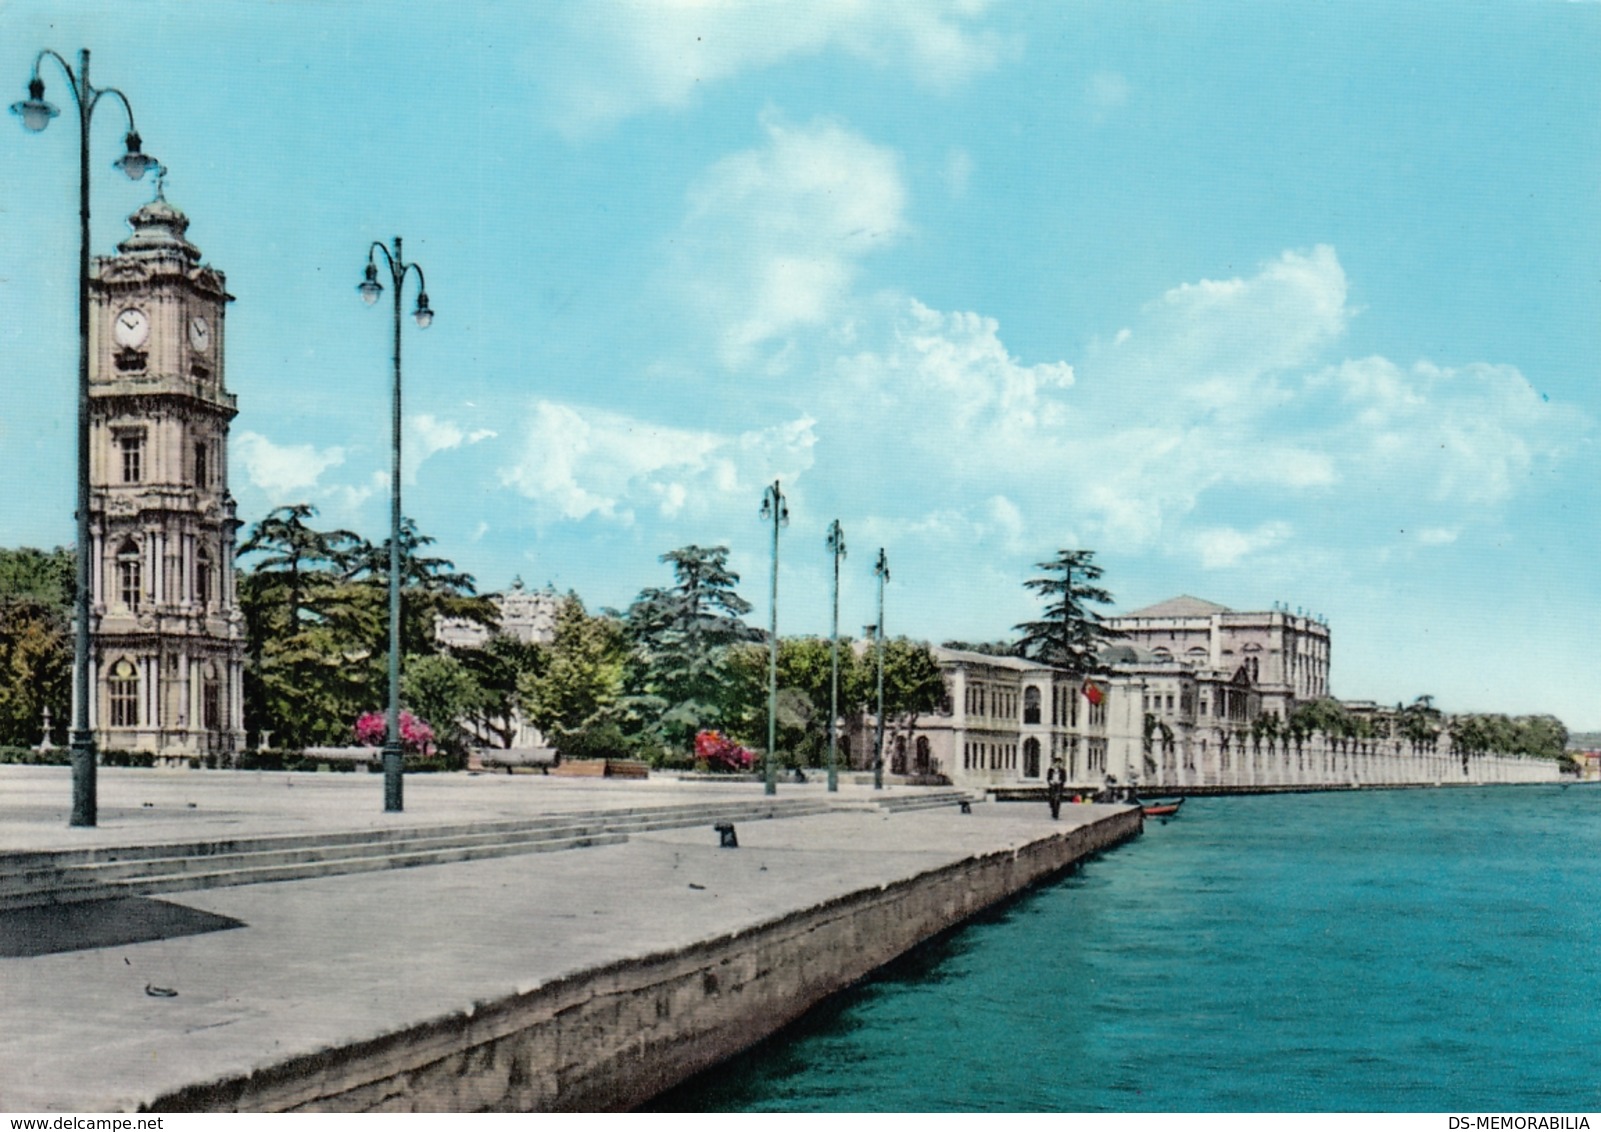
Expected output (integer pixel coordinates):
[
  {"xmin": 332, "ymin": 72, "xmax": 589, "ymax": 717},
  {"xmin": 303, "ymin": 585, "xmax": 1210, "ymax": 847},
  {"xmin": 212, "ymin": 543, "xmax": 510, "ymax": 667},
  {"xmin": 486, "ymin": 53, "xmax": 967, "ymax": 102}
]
[{"xmin": 87, "ymin": 188, "xmax": 245, "ymax": 762}]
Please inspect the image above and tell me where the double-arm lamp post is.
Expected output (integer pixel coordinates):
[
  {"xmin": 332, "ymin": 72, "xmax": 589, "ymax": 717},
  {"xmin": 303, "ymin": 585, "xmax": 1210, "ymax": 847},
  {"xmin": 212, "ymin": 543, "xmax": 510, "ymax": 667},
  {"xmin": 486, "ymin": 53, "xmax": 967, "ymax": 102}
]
[
  {"xmin": 358, "ymin": 238, "xmax": 433, "ymax": 813},
  {"xmin": 12, "ymin": 49, "xmax": 160, "ymax": 828},
  {"xmin": 759, "ymin": 481, "xmax": 788, "ymax": 796}
]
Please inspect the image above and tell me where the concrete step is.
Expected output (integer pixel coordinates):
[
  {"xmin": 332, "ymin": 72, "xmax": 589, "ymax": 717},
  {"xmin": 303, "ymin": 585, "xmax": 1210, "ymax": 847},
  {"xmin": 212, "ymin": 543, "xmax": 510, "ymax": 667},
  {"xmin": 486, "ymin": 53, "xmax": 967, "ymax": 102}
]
[
  {"xmin": 2, "ymin": 830, "xmax": 635, "ymax": 910},
  {"xmin": 0, "ymin": 795, "xmax": 845, "ymax": 910},
  {"xmin": 873, "ymin": 791, "xmax": 978, "ymax": 813}
]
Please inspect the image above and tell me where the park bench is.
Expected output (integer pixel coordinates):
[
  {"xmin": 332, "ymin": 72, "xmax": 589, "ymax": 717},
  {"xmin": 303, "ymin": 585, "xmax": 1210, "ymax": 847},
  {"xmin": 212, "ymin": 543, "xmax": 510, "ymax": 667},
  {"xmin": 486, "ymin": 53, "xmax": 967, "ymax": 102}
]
[{"xmin": 473, "ymin": 747, "xmax": 561, "ymax": 774}]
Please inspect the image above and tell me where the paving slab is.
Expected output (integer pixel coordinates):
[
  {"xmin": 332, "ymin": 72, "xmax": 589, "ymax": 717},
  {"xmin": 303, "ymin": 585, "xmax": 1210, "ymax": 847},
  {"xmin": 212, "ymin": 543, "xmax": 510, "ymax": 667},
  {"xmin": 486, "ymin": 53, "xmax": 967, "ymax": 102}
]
[
  {"xmin": 0, "ymin": 765, "xmax": 1132, "ymax": 1112},
  {"xmin": 0, "ymin": 765, "xmax": 905, "ymax": 853}
]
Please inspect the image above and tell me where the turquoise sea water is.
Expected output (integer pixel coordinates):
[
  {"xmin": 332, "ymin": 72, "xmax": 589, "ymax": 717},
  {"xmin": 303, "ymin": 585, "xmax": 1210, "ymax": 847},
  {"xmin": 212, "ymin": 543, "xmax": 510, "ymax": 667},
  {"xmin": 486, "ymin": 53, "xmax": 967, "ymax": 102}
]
[{"xmin": 652, "ymin": 785, "xmax": 1601, "ymax": 1112}]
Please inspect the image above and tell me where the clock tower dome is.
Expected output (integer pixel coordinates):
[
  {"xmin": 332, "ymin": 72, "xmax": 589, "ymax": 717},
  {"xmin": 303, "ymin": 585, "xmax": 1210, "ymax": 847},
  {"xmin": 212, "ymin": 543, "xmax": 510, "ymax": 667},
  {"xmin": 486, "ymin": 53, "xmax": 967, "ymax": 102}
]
[{"xmin": 87, "ymin": 187, "xmax": 245, "ymax": 762}]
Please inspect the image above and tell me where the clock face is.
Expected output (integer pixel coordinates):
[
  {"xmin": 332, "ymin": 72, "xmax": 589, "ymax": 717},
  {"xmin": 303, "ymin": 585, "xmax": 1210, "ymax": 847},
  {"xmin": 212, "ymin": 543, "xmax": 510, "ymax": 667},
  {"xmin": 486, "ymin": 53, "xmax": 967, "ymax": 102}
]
[
  {"xmin": 188, "ymin": 314, "xmax": 211, "ymax": 353},
  {"xmin": 113, "ymin": 308, "xmax": 149, "ymax": 348}
]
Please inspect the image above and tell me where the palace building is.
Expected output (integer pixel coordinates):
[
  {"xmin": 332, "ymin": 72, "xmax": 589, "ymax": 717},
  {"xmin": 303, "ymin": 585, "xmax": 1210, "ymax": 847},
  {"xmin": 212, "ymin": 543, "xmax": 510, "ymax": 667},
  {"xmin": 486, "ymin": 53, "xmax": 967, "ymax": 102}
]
[
  {"xmin": 85, "ymin": 190, "xmax": 246, "ymax": 761},
  {"xmin": 1104, "ymin": 595, "xmax": 1329, "ymax": 720}
]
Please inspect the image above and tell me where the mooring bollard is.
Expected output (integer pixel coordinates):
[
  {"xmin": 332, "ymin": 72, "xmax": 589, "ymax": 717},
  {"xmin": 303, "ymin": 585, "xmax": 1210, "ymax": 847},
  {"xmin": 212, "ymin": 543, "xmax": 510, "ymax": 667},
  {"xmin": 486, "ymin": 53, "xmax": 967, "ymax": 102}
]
[{"xmin": 715, "ymin": 822, "xmax": 738, "ymax": 848}]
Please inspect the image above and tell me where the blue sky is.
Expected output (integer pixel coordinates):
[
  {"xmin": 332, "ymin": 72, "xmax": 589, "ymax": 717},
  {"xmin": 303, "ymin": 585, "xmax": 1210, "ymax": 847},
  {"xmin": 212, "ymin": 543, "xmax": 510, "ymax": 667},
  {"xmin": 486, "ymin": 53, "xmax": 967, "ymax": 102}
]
[{"xmin": 1, "ymin": 2, "xmax": 1597, "ymax": 727}]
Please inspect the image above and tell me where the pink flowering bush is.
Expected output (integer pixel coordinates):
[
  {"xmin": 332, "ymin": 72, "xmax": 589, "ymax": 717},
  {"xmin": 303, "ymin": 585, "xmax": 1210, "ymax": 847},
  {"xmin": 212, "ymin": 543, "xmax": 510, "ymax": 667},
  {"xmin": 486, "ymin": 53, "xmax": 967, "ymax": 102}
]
[
  {"xmin": 694, "ymin": 729, "xmax": 755, "ymax": 773},
  {"xmin": 354, "ymin": 710, "xmax": 436, "ymax": 756}
]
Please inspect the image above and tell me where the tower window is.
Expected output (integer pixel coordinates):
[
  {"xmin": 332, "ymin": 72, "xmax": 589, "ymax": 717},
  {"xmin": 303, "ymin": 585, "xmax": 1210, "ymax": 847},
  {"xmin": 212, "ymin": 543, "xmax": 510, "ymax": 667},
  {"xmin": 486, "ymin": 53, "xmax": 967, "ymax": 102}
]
[
  {"xmin": 108, "ymin": 659, "xmax": 138, "ymax": 727},
  {"xmin": 196, "ymin": 549, "xmax": 213, "ymax": 608},
  {"xmin": 116, "ymin": 539, "xmax": 142, "ymax": 611},
  {"xmin": 195, "ymin": 443, "xmax": 209, "ymax": 488},
  {"xmin": 202, "ymin": 666, "xmax": 220, "ymax": 731},
  {"xmin": 119, "ymin": 433, "xmax": 144, "ymax": 483}
]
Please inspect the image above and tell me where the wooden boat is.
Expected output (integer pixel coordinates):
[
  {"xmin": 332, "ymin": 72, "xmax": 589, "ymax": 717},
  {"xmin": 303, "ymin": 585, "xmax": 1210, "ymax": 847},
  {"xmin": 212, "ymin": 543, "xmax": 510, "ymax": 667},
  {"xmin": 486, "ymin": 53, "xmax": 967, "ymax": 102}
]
[{"xmin": 1140, "ymin": 797, "xmax": 1184, "ymax": 818}]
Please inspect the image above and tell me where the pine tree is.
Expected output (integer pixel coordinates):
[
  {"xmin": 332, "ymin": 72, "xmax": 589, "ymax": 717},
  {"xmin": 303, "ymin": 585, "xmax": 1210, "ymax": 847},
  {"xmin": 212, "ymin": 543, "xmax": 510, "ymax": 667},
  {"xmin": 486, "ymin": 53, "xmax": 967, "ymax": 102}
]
[{"xmin": 1013, "ymin": 549, "xmax": 1121, "ymax": 675}]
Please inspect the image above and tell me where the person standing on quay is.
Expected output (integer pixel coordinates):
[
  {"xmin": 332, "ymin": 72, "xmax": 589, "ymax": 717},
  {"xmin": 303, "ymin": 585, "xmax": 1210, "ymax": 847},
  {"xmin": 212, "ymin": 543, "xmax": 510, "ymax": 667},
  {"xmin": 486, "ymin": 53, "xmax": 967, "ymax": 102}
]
[{"xmin": 1046, "ymin": 759, "xmax": 1066, "ymax": 820}]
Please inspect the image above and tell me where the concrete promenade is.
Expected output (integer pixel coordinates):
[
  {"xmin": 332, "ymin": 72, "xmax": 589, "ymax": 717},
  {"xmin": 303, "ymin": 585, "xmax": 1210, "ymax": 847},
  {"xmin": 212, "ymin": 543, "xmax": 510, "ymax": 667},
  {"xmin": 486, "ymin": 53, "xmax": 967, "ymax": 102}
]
[{"xmin": 0, "ymin": 766, "xmax": 1140, "ymax": 1112}]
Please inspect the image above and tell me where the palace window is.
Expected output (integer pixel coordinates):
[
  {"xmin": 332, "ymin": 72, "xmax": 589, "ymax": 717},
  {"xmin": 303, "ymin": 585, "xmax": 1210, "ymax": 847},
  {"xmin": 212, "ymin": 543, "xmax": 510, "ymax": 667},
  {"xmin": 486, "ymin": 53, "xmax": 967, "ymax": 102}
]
[
  {"xmin": 116, "ymin": 539, "xmax": 141, "ymax": 610},
  {"xmin": 108, "ymin": 659, "xmax": 138, "ymax": 727},
  {"xmin": 119, "ymin": 433, "xmax": 144, "ymax": 483},
  {"xmin": 1024, "ymin": 686, "xmax": 1041, "ymax": 725},
  {"xmin": 202, "ymin": 666, "xmax": 220, "ymax": 731},
  {"xmin": 195, "ymin": 549, "xmax": 212, "ymax": 608}
]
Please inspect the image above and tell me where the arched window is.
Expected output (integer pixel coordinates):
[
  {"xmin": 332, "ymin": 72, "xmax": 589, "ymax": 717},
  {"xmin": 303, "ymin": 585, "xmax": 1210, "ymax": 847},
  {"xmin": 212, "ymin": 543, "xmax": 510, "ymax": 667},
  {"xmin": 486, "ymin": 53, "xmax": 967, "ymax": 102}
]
[
  {"xmin": 1023, "ymin": 737, "xmax": 1041, "ymax": 778},
  {"xmin": 892, "ymin": 734, "xmax": 907, "ymax": 775},
  {"xmin": 108, "ymin": 658, "xmax": 138, "ymax": 727},
  {"xmin": 915, "ymin": 736, "xmax": 931, "ymax": 773},
  {"xmin": 1023, "ymin": 686, "xmax": 1041, "ymax": 725},
  {"xmin": 116, "ymin": 539, "xmax": 142, "ymax": 611}
]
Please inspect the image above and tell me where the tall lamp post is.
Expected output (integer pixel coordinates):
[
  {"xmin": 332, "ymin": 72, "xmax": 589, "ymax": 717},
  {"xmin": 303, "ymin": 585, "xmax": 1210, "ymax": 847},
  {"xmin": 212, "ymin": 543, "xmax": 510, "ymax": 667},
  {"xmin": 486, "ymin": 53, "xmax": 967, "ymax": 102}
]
[
  {"xmin": 12, "ymin": 49, "xmax": 160, "ymax": 828},
  {"xmin": 759, "ymin": 481, "xmax": 788, "ymax": 796},
  {"xmin": 873, "ymin": 547, "xmax": 890, "ymax": 790},
  {"xmin": 358, "ymin": 237, "xmax": 433, "ymax": 813},
  {"xmin": 825, "ymin": 520, "xmax": 846, "ymax": 793}
]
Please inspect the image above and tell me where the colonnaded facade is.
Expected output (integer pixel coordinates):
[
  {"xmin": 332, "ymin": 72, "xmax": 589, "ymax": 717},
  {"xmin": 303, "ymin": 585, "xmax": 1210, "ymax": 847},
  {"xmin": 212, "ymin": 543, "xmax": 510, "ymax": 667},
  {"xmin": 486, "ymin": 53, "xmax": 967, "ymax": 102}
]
[
  {"xmin": 848, "ymin": 598, "xmax": 1559, "ymax": 791},
  {"xmin": 84, "ymin": 191, "xmax": 246, "ymax": 762}
]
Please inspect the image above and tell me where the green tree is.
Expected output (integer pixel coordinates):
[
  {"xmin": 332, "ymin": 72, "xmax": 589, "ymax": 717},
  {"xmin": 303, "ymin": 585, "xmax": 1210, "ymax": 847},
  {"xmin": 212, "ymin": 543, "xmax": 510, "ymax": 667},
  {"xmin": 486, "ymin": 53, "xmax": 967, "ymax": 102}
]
[
  {"xmin": 238, "ymin": 508, "xmax": 491, "ymax": 750},
  {"xmin": 402, "ymin": 652, "xmax": 494, "ymax": 761},
  {"xmin": 1290, "ymin": 697, "xmax": 1351, "ymax": 752},
  {"xmin": 0, "ymin": 547, "xmax": 74, "ymax": 747},
  {"xmin": 619, "ymin": 545, "xmax": 756, "ymax": 753},
  {"xmin": 0, "ymin": 546, "xmax": 74, "ymax": 610},
  {"xmin": 0, "ymin": 598, "xmax": 70, "ymax": 747},
  {"xmin": 1013, "ymin": 549, "xmax": 1122, "ymax": 674},
  {"xmin": 518, "ymin": 594, "xmax": 629, "ymax": 751},
  {"xmin": 1400, "ymin": 696, "xmax": 1442, "ymax": 755},
  {"xmin": 349, "ymin": 517, "xmax": 496, "ymax": 660},
  {"xmin": 455, "ymin": 633, "xmax": 545, "ymax": 750}
]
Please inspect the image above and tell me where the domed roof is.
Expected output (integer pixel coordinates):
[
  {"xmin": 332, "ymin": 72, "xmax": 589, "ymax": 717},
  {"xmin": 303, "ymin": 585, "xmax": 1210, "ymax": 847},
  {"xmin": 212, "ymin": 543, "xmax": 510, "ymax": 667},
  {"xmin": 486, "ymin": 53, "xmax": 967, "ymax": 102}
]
[{"xmin": 116, "ymin": 191, "xmax": 200, "ymax": 263}]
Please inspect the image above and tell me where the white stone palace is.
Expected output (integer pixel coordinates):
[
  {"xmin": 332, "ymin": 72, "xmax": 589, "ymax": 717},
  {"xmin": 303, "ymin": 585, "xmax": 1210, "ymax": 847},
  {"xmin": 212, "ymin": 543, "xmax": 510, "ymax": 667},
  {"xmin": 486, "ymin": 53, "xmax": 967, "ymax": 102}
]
[
  {"xmin": 84, "ymin": 190, "xmax": 246, "ymax": 761},
  {"xmin": 850, "ymin": 599, "xmax": 1558, "ymax": 791}
]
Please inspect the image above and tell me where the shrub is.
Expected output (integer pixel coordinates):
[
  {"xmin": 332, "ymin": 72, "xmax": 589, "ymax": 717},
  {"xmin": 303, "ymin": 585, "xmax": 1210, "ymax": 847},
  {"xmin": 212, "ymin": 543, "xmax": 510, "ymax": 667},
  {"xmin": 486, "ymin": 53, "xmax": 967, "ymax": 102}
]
[
  {"xmin": 354, "ymin": 710, "xmax": 436, "ymax": 755},
  {"xmin": 694, "ymin": 729, "xmax": 756, "ymax": 773}
]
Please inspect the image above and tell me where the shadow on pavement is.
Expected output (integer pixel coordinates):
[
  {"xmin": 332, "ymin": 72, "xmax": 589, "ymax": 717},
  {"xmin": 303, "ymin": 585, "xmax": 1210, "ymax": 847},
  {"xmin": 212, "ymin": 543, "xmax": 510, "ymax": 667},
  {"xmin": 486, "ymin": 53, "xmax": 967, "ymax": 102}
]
[{"xmin": 0, "ymin": 897, "xmax": 245, "ymax": 958}]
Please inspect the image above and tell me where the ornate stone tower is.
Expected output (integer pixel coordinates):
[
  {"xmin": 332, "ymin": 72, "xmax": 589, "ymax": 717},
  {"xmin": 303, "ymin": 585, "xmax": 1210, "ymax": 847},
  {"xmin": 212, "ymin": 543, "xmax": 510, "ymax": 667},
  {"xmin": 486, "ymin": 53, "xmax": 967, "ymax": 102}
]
[{"xmin": 87, "ymin": 189, "xmax": 245, "ymax": 762}]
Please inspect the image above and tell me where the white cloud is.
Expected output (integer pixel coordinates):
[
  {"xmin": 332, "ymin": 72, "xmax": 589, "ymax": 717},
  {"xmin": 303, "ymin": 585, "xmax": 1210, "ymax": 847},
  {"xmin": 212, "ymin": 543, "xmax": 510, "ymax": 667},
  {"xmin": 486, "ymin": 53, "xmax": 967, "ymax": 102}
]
[
  {"xmin": 403, "ymin": 413, "xmax": 497, "ymax": 484},
  {"xmin": 499, "ymin": 400, "xmax": 815, "ymax": 524},
  {"xmin": 1306, "ymin": 357, "xmax": 1587, "ymax": 507},
  {"xmin": 233, "ymin": 432, "xmax": 345, "ymax": 496},
  {"xmin": 680, "ymin": 115, "xmax": 907, "ymax": 367},
  {"xmin": 1191, "ymin": 522, "xmax": 1294, "ymax": 570},
  {"xmin": 545, "ymin": 1, "xmax": 1011, "ymax": 133},
  {"xmin": 1090, "ymin": 245, "xmax": 1348, "ymax": 421}
]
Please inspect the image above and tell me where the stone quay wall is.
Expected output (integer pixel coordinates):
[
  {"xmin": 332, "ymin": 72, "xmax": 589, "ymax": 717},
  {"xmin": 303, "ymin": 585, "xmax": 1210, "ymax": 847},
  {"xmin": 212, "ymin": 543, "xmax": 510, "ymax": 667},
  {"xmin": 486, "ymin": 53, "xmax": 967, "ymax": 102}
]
[{"xmin": 147, "ymin": 807, "xmax": 1142, "ymax": 1113}]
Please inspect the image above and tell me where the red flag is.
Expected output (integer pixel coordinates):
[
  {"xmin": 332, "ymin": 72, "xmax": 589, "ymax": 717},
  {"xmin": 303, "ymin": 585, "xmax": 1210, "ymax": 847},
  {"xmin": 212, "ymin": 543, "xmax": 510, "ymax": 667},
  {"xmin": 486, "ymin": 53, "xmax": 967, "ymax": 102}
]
[{"xmin": 1082, "ymin": 679, "xmax": 1104, "ymax": 706}]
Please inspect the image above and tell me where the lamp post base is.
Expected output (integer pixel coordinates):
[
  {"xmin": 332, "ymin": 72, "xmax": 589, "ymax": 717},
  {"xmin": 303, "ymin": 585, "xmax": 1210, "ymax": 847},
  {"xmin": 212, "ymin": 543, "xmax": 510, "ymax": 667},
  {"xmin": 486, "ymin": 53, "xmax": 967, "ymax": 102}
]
[
  {"xmin": 69, "ymin": 730, "xmax": 96, "ymax": 827},
  {"xmin": 382, "ymin": 743, "xmax": 403, "ymax": 812}
]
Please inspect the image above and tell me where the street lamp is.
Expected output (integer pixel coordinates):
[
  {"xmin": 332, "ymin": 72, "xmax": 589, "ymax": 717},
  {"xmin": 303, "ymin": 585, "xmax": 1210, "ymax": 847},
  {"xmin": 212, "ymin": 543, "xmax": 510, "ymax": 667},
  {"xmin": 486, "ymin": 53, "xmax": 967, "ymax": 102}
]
[
  {"xmin": 12, "ymin": 49, "xmax": 160, "ymax": 828},
  {"xmin": 358, "ymin": 236, "xmax": 433, "ymax": 813},
  {"xmin": 759, "ymin": 480, "xmax": 788, "ymax": 796},
  {"xmin": 825, "ymin": 520, "xmax": 846, "ymax": 793},
  {"xmin": 873, "ymin": 547, "xmax": 890, "ymax": 790}
]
